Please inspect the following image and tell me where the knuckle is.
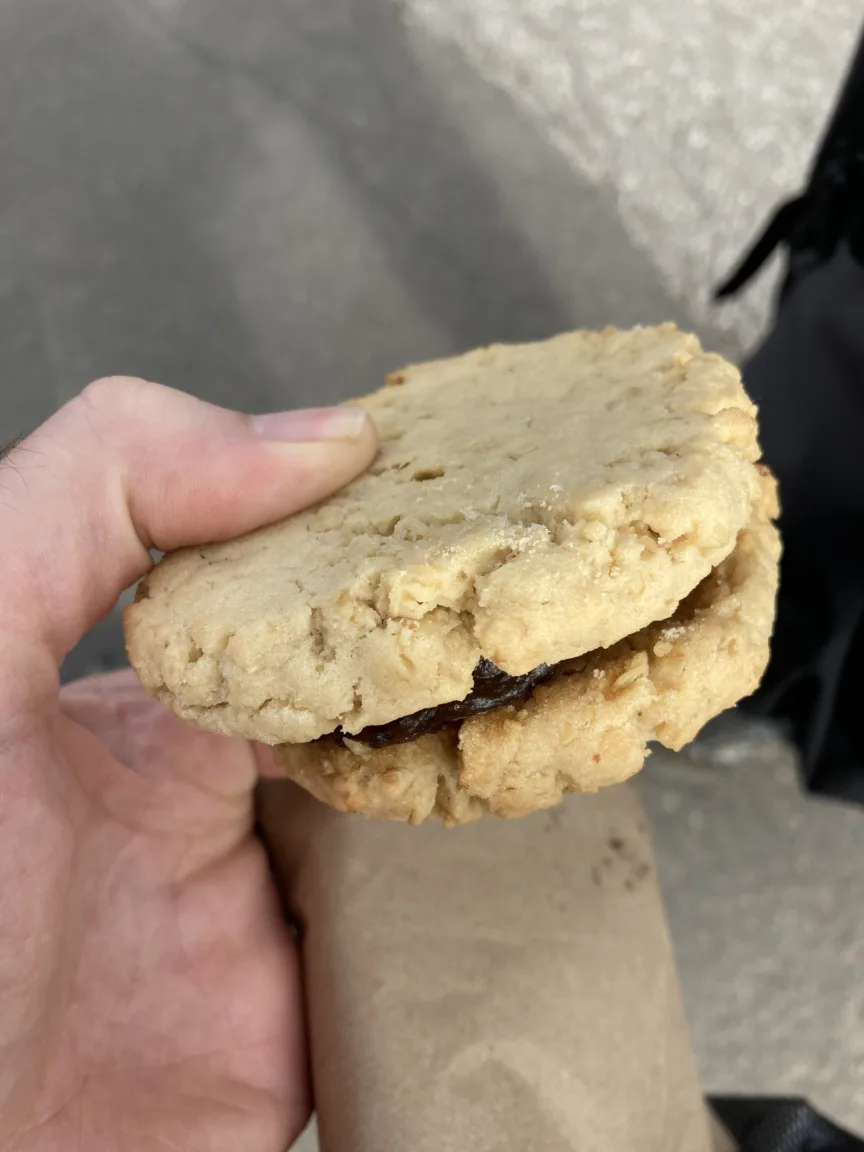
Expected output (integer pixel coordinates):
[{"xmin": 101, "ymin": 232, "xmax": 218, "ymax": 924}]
[{"xmin": 78, "ymin": 375, "xmax": 150, "ymax": 414}]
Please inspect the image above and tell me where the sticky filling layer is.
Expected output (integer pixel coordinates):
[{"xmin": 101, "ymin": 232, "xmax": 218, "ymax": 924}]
[{"xmin": 332, "ymin": 658, "xmax": 554, "ymax": 749}]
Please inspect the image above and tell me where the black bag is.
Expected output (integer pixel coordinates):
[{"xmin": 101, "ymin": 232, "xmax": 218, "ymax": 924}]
[
  {"xmin": 716, "ymin": 27, "xmax": 864, "ymax": 805},
  {"xmin": 712, "ymin": 1098, "xmax": 864, "ymax": 1152}
]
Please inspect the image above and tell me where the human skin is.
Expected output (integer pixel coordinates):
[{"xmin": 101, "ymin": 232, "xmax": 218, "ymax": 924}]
[{"xmin": 0, "ymin": 380, "xmax": 377, "ymax": 1151}]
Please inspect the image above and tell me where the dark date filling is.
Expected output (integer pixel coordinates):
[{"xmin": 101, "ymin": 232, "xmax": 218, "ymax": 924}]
[{"xmin": 333, "ymin": 657, "xmax": 555, "ymax": 749}]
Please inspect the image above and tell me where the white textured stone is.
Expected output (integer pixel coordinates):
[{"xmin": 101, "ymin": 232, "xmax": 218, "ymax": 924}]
[{"xmin": 401, "ymin": 0, "xmax": 860, "ymax": 354}]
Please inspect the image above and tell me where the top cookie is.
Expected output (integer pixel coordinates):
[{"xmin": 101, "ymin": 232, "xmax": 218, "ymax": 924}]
[{"xmin": 125, "ymin": 324, "xmax": 763, "ymax": 744}]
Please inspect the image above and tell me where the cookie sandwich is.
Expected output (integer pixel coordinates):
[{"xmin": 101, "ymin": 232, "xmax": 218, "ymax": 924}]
[{"xmin": 125, "ymin": 325, "xmax": 780, "ymax": 825}]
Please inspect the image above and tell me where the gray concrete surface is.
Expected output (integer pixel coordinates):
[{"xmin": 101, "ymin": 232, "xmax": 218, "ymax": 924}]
[
  {"xmin": 2, "ymin": 0, "xmax": 863, "ymax": 1142},
  {"xmin": 644, "ymin": 721, "xmax": 864, "ymax": 1133}
]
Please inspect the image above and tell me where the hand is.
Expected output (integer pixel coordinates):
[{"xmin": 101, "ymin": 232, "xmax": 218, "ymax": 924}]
[{"xmin": 0, "ymin": 380, "xmax": 376, "ymax": 1151}]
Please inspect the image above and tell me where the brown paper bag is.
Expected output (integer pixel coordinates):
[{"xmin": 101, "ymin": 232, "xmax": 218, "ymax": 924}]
[{"xmin": 259, "ymin": 779, "xmax": 727, "ymax": 1152}]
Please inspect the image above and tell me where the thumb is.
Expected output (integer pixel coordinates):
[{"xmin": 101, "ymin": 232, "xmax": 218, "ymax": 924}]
[{"xmin": 0, "ymin": 377, "xmax": 376, "ymax": 705}]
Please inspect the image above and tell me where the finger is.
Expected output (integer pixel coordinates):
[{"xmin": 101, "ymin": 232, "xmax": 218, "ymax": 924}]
[
  {"xmin": 252, "ymin": 743, "xmax": 288, "ymax": 781},
  {"xmin": 64, "ymin": 671, "xmax": 284, "ymax": 788},
  {"xmin": 60, "ymin": 669, "xmax": 257, "ymax": 793},
  {"xmin": 59, "ymin": 671, "xmax": 260, "ymax": 861},
  {"xmin": 0, "ymin": 379, "xmax": 377, "ymax": 703}
]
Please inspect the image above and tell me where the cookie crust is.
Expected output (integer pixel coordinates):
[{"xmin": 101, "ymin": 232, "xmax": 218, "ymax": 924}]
[
  {"xmin": 276, "ymin": 476, "xmax": 779, "ymax": 824},
  {"xmin": 125, "ymin": 325, "xmax": 765, "ymax": 746}
]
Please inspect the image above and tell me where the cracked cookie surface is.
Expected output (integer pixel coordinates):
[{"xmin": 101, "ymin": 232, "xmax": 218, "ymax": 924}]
[
  {"xmin": 276, "ymin": 476, "xmax": 779, "ymax": 824},
  {"xmin": 124, "ymin": 324, "xmax": 764, "ymax": 745}
]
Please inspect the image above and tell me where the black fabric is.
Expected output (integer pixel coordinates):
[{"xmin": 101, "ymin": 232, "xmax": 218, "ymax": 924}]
[
  {"xmin": 716, "ymin": 24, "xmax": 864, "ymax": 803},
  {"xmin": 712, "ymin": 1098, "xmax": 864, "ymax": 1152},
  {"xmin": 737, "ymin": 248, "xmax": 864, "ymax": 804}
]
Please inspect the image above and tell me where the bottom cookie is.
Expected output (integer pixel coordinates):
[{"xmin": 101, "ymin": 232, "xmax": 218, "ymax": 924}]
[{"xmin": 275, "ymin": 488, "xmax": 780, "ymax": 825}]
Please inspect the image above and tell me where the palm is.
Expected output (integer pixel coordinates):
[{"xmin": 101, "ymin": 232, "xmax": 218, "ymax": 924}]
[{"xmin": 0, "ymin": 670, "xmax": 308, "ymax": 1152}]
